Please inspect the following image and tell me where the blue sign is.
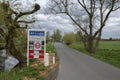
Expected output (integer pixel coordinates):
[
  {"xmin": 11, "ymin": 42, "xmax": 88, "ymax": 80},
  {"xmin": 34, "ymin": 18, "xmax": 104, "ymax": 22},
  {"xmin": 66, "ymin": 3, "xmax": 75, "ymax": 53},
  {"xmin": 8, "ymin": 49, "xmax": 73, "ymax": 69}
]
[{"xmin": 29, "ymin": 31, "xmax": 45, "ymax": 36}]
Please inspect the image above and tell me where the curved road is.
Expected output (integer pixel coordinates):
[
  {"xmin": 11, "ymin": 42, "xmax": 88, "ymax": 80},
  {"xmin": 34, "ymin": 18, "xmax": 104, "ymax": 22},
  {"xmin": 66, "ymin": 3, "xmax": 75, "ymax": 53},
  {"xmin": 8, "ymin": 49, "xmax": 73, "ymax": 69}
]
[{"xmin": 55, "ymin": 43, "xmax": 120, "ymax": 80}]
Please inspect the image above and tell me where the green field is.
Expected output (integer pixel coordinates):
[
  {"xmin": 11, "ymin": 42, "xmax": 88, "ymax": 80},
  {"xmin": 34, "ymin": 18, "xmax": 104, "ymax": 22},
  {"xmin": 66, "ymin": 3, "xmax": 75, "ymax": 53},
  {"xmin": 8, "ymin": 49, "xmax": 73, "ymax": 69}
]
[
  {"xmin": 69, "ymin": 41, "xmax": 120, "ymax": 68},
  {"xmin": 98, "ymin": 41, "xmax": 120, "ymax": 50}
]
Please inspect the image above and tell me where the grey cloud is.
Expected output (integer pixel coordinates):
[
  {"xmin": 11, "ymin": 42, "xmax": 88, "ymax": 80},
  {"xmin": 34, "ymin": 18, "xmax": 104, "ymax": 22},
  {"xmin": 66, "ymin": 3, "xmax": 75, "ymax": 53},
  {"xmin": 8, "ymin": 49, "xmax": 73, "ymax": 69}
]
[
  {"xmin": 34, "ymin": 14, "xmax": 76, "ymax": 34},
  {"xmin": 102, "ymin": 29, "xmax": 120, "ymax": 39},
  {"xmin": 34, "ymin": 12, "xmax": 120, "ymax": 38}
]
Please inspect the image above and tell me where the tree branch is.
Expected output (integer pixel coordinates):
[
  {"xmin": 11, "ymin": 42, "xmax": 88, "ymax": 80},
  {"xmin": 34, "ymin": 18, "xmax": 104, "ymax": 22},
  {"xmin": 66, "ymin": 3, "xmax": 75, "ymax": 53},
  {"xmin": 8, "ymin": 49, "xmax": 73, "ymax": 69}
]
[
  {"xmin": 14, "ymin": 3, "xmax": 40, "ymax": 21},
  {"xmin": 17, "ymin": 20, "xmax": 35, "ymax": 23},
  {"xmin": 77, "ymin": 0, "xmax": 90, "ymax": 15},
  {"xmin": 93, "ymin": 0, "xmax": 115, "ymax": 38},
  {"xmin": 66, "ymin": 12, "xmax": 88, "ymax": 36},
  {"xmin": 112, "ymin": 6, "xmax": 120, "ymax": 11},
  {"xmin": 92, "ymin": 0, "xmax": 96, "ymax": 15}
]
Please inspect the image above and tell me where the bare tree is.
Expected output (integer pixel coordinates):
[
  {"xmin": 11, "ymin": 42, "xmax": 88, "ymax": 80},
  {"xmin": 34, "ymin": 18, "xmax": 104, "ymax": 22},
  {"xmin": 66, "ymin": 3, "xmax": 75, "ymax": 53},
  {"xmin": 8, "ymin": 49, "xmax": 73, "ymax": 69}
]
[
  {"xmin": 0, "ymin": 0, "xmax": 40, "ymax": 66},
  {"xmin": 46, "ymin": 0, "xmax": 120, "ymax": 54}
]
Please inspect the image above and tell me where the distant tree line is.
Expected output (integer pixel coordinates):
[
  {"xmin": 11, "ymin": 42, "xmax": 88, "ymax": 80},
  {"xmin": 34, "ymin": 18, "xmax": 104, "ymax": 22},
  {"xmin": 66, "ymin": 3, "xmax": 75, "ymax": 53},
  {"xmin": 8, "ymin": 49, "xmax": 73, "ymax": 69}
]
[
  {"xmin": 46, "ymin": 29, "xmax": 83, "ymax": 45},
  {"xmin": 101, "ymin": 38, "xmax": 120, "ymax": 41}
]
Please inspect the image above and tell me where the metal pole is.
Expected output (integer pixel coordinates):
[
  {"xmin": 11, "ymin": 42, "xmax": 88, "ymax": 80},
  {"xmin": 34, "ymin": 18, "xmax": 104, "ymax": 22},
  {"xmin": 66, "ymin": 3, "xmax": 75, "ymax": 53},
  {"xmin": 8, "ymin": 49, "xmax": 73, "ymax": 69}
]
[{"xmin": 27, "ymin": 27, "xmax": 29, "ymax": 66}]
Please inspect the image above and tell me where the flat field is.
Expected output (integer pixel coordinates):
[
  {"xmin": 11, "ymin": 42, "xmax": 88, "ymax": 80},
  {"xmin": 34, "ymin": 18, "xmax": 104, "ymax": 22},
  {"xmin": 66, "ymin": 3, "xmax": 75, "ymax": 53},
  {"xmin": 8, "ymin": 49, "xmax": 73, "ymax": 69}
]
[{"xmin": 98, "ymin": 41, "xmax": 120, "ymax": 50}]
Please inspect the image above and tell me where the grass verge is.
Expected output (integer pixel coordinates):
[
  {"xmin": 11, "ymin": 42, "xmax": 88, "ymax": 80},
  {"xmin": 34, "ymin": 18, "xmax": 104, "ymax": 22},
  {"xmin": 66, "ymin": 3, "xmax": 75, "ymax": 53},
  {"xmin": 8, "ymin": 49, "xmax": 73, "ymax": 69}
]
[
  {"xmin": 69, "ymin": 41, "xmax": 120, "ymax": 68},
  {"xmin": 0, "ymin": 66, "xmax": 44, "ymax": 80},
  {"xmin": 46, "ymin": 42, "xmax": 59, "ymax": 60}
]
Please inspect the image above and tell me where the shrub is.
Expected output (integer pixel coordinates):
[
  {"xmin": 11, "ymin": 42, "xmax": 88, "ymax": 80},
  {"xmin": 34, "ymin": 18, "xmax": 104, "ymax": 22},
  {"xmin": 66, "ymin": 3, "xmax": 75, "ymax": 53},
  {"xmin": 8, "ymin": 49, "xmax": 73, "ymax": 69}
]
[{"xmin": 63, "ymin": 33, "xmax": 76, "ymax": 45}]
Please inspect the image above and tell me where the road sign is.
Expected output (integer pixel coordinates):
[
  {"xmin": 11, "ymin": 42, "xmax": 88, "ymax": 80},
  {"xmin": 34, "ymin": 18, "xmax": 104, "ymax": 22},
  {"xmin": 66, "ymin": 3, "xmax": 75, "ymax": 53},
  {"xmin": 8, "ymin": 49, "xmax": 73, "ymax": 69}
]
[
  {"xmin": 34, "ymin": 41, "xmax": 41, "ymax": 50},
  {"xmin": 27, "ymin": 29, "xmax": 46, "ymax": 65}
]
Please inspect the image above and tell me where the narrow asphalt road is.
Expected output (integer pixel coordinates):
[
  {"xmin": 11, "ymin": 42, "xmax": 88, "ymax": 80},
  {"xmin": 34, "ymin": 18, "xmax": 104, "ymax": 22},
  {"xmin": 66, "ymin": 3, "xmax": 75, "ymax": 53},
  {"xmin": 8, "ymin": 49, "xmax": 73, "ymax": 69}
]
[{"xmin": 55, "ymin": 43, "xmax": 120, "ymax": 80}]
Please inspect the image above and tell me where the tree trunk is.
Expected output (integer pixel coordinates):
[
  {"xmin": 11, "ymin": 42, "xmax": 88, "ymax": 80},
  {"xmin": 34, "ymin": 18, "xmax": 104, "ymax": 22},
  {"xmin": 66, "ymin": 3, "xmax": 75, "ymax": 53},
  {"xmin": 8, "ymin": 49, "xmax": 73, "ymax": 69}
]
[
  {"xmin": 93, "ymin": 32, "xmax": 102, "ymax": 53},
  {"xmin": 83, "ymin": 35, "xmax": 88, "ymax": 50},
  {"xmin": 83, "ymin": 35, "xmax": 100, "ymax": 54},
  {"xmin": 4, "ymin": 8, "xmax": 26, "ymax": 67},
  {"xmin": 86, "ymin": 36, "xmax": 94, "ymax": 54},
  {"xmin": 5, "ymin": 27, "xmax": 26, "ymax": 67}
]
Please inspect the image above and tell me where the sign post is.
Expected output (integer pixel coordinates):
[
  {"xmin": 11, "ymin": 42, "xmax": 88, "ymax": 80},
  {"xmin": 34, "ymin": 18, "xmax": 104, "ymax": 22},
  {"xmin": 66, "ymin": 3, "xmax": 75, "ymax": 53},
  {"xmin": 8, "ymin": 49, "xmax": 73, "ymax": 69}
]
[{"xmin": 27, "ymin": 29, "xmax": 46, "ymax": 66}]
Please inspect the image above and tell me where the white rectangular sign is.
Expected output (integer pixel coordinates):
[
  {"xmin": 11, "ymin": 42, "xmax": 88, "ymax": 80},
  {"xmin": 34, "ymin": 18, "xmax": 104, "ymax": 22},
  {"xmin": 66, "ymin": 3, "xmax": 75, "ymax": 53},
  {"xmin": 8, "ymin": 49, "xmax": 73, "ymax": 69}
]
[{"xmin": 27, "ymin": 29, "xmax": 46, "ymax": 65}]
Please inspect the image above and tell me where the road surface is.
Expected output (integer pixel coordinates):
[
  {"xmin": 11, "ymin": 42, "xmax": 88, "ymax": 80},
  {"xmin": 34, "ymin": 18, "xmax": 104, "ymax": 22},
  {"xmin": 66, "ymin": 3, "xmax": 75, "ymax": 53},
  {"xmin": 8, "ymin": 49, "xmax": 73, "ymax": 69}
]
[{"xmin": 55, "ymin": 43, "xmax": 120, "ymax": 80}]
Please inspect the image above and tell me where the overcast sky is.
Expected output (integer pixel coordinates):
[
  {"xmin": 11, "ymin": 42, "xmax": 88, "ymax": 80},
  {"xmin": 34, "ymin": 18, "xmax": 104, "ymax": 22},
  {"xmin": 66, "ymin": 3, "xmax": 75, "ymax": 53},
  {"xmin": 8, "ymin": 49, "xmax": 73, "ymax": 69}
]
[{"xmin": 12, "ymin": 0, "xmax": 118, "ymax": 39}]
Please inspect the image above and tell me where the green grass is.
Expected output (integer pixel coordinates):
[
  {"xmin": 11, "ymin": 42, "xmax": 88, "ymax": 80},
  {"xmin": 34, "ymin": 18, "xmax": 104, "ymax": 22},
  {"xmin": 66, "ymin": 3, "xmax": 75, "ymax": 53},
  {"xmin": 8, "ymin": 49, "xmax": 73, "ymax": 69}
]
[
  {"xmin": 69, "ymin": 41, "xmax": 120, "ymax": 68},
  {"xmin": 94, "ymin": 49, "xmax": 120, "ymax": 68},
  {"xmin": 69, "ymin": 42, "xmax": 86, "ymax": 52},
  {"xmin": 46, "ymin": 42, "xmax": 58, "ymax": 60},
  {"xmin": 0, "ymin": 66, "xmax": 44, "ymax": 80},
  {"xmin": 46, "ymin": 42, "xmax": 55, "ymax": 53},
  {"xmin": 98, "ymin": 41, "xmax": 120, "ymax": 50}
]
